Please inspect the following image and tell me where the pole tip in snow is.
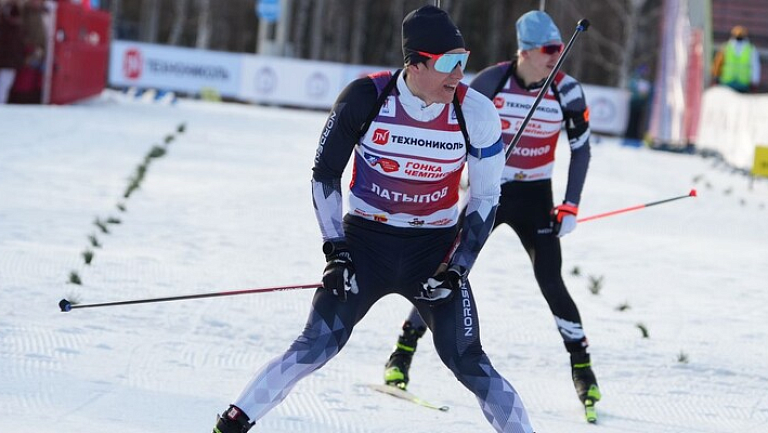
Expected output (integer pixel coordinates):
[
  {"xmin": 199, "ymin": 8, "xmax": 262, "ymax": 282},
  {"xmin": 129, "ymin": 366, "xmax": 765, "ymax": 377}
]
[
  {"xmin": 577, "ymin": 19, "xmax": 590, "ymax": 32},
  {"xmin": 689, "ymin": 189, "xmax": 697, "ymax": 197},
  {"xmin": 59, "ymin": 299, "xmax": 73, "ymax": 312}
]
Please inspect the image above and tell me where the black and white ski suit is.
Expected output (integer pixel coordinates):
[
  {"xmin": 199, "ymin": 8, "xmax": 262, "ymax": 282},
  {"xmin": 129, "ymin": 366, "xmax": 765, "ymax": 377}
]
[{"xmin": 229, "ymin": 70, "xmax": 535, "ymax": 433}]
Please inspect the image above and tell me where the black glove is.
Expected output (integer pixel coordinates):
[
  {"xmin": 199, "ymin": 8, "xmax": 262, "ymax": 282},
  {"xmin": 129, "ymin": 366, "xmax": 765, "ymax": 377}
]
[
  {"xmin": 322, "ymin": 240, "xmax": 358, "ymax": 302},
  {"xmin": 415, "ymin": 266, "xmax": 464, "ymax": 305}
]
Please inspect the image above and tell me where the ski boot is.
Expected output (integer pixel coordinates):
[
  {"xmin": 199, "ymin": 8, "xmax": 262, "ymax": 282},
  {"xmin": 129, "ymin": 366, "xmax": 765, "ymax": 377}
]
[
  {"xmin": 213, "ymin": 405, "xmax": 253, "ymax": 433},
  {"xmin": 571, "ymin": 351, "xmax": 601, "ymax": 423},
  {"xmin": 383, "ymin": 321, "xmax": 427, "ymax": 390}
]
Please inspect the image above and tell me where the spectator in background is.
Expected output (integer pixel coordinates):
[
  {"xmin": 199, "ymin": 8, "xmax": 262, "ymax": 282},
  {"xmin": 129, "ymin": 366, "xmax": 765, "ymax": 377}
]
[
  {"xmin": 625, "ymin": 64, "xmax": 652, "ymax": 142},
  {"xmin": 9, "ymin": 0, "xmax": 47, "ymax": 104},
  {"xmin": 0, "ymin": 0, "xmax": 24, "ymax": 103},
  {"xmin": 712, "ymin": 25, "xmax": 761, "ymax": 93}
]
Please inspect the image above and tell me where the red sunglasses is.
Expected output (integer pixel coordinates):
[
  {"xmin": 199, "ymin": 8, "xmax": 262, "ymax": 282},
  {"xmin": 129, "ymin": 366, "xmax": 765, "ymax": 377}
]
[
  {"xmin": 539, "ymin": 43, "xmax": 564, "ymax": 55},
  {"xmin": 414, "ymin": 50, "xmax": 471, "ymax": 73}
]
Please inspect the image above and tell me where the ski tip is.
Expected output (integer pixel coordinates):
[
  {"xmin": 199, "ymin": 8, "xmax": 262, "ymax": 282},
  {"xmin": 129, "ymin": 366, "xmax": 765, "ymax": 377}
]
[
  {"xmin": 689, "ymin": 188, "xmax": 697, "ymax": 197},
  {"xmin": 59, "ymin": 299, "xmax": 73, "ymax": 312},
  {"xmin": 439, "ymin": 406, "xmax": 449, "ymax": 412}
]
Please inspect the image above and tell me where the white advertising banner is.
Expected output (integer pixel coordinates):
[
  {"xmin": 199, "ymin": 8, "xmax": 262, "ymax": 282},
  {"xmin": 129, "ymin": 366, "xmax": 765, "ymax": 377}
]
[
  {"xmin": 240, "ymin": 56, "xmax": 345, "ymax": 109},
  {"xmin": 697, "ymin": 86, "xmax": 768, "ymax": 170},
  {"xmin": 106, "ymin": 40, "xmax": 630, "ymax": 136},
  {"xmin": 109, "ymin": 41, "xmax": 242, "ymax": 97},
  {"xmin": 582, "ymin": 84, "xmax": 630, "ymax": 136}
]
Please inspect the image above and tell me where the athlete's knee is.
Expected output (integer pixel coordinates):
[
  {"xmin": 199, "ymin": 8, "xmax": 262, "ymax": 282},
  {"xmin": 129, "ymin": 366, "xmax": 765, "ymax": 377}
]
[
  {"xmin": 442, "ymin": 347, "xmax": 487, "ymax": 379},
  {"xmin": 288, "ymin": 318, "xmax": 351, "ymax": 365}
]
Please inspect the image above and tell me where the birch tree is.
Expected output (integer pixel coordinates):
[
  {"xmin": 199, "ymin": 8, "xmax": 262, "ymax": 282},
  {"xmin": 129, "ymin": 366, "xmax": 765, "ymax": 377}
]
[
  {"xmin": 350, "ymin": 0, "xmax": 369, "ymax": 64},
  {"xmin": 561, "ymin": 0, "xmax": 661, "ymax": 88},
  {"xmin": 195, "ymin": 0, "xmax": 211, "ymax": 49},
  {"xmin": 168, "ymin": 0, "xmax": 189, "ymax": 45},
  {"xmin": 139, "ymin": 0, "xmax": 160, "ymax": 43}
]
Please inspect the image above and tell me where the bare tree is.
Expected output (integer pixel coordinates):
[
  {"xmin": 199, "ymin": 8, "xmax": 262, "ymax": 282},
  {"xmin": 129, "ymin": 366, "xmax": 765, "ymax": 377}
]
[
  {"xmin": 108, "ymin": 0, "xmax": 122, "ymax": 39},
  {"xmin": 324, "ymin": 0, "xmax": 351, "ymax": 62},
  {"xmin": 229, "ymin": 0, "xmax": 259, "ymax": 53},
  {"xmin": 486, "ymin": 1, "xmax": 504, "ymax": 63},
  {"xmin": 310, "ymin": 0, "xmax": 325, "ymax": 59},
  {"xmin": 167, "ymin": 0, "xmax": 189, "ymax": 45},
  {"xmin": 139, "ymin": 0, "xmax": 160, "ymax": 43},
  {"xmin": 292, "ymin": 0, "xmax": 311, "ymax": 58},
  {"xmin": 560, "ymin": 0, "xmax": 661, "ymax": 87},
  {"xmin": 195, "ymin": 0, "xmax": 211, "ymax": 49},
  {"xmin": 385, "ymin": 0, "xmax": 407, "ymax": 66},
  {"xmin": 111, "ymin": 0, "xmax": 664, "ymax": 88},
  {"xmin": 350, "ymin": 0, "xmax": 369, "ymax": 64}
]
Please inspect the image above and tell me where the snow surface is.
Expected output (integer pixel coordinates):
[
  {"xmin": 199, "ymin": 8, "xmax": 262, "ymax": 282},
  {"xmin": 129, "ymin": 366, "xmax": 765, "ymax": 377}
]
[{"xmin": 1, "ymin": 92, "xmax": 767, "ymax": 433}]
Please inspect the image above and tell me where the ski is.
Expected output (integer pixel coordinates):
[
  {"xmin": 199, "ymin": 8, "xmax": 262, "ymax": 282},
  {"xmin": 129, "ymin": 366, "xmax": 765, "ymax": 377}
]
[{"xmin": 366, "ymin": 384, "xmax": 449, "ymax": 412}]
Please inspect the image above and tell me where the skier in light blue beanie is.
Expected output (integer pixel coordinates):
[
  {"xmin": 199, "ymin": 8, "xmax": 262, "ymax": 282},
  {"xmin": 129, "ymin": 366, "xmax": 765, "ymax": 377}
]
[{"xmin": 516, "ymin": 10, "xmax": 562, "ymax": 51}]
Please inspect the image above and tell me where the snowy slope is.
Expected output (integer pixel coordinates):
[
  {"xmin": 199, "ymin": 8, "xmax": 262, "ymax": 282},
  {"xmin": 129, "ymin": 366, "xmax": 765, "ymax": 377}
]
[{"xmin": 1, "ymin": 92, "xmax": 767, "ymax": 433}]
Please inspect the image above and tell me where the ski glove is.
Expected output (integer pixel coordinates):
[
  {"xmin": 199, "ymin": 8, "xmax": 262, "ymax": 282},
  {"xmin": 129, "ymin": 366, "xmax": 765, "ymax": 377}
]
[
  {"xmin": 322, "ymin": 241, "xmax": 358, "ymax": 302},
  {"xmin": 415, "ymin": 266, "xmax": 465, "ymax": 305},
  {"xmin": 552, "ymin": 202, "xmax": 578, "ymax": 238}
]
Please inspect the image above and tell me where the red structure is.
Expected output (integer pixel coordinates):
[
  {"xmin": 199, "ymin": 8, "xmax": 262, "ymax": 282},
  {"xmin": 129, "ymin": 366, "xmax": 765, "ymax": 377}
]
[
  {"xmin": 684, "ymin": 29, "xmax": 703, "ymax": 144},
  {"xmin": 44, "ymin": 1, "xmax": 110, "ymax": 104}
]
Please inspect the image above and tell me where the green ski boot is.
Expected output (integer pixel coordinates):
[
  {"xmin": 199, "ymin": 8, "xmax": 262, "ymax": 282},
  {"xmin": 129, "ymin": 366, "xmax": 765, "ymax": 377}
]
[
  {"xmin": 383, "ymin": 321, "xmax": 426, "ymax": 390},
  {"xmin": 571, "ymin": 351, "xmax": 601, "ymax": 423}
]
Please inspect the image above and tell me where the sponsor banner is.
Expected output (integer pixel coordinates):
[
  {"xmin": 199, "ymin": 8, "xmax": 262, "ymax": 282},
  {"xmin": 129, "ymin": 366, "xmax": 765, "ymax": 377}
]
[
  {"xmin": 109, "ymin": 41, "xmax": 242, "ymax": 97},
  {"xmin": 582, "ymin": 84, "xmax": 630, "ymax": 136},
  {"xmin": 106, "ymin": 40, "xmax": 631, "ymax": 138},
  {"xmin": 240, "ymin": 56, "xmax": 344, "ymax": 108},
  {"xmin": 697, "ymin": 86, "xmax": 768, "ymax": 170}
]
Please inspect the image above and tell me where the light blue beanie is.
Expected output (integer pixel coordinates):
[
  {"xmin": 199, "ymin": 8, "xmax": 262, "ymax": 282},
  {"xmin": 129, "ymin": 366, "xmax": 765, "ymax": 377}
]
[{"xmin": 516, "ymin": 11, "xmax": 562, "ymax": 50}]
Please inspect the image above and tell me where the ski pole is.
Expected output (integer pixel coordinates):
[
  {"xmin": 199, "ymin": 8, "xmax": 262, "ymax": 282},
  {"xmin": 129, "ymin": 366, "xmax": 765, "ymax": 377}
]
[
  {"xmin": 577, "ymin": 189, "xmax": 697, "ymax": 223},
  {"xmin": 440, "ymin": 19, "xmax": 591, "ymax": 268},
  {"xmin": 506, "ymin": 18, "xmax": 590, "ymax": 160},
  {"xmin": 59, "ymin": 283, "xmax": 322, "ymax": 312}
]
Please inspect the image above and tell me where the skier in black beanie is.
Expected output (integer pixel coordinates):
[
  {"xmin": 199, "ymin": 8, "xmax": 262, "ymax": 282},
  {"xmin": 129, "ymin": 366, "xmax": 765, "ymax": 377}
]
[
  {"xmin": 211, "ymin": 5, "xmax": 537, "ymax": 433},
  {"xmin": 402, "ymin": 5, "xmax": 466, "ymax": 66}
]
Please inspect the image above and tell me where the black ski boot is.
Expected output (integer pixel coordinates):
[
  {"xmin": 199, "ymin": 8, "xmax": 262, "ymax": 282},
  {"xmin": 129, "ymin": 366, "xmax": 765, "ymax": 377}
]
[
  {"xmin": 571, "ymin": 351, "xmax": 601, "ymax": 423},
  {"xmin": 383, "ymin": 321, "xmax": 427, "ymax": 390},
  {"xmin": 213, "ymin": 405, "xmax": 253, "ymax": 433}
]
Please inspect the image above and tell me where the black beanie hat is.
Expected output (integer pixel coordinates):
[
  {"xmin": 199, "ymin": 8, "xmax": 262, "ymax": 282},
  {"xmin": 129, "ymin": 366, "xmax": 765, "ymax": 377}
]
[{"xmin": 402, "ymin": 5, "xmax": 465, "ymax": 65}]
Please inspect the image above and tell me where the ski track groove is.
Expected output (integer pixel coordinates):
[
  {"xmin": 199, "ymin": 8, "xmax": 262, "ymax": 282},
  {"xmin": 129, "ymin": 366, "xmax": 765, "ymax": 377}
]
[{"xmin": 0, "ymin": 324, "xmax": 91, "ymax": 414}]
